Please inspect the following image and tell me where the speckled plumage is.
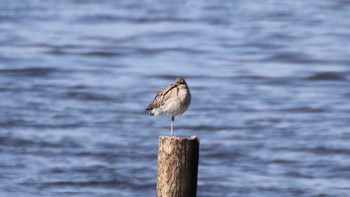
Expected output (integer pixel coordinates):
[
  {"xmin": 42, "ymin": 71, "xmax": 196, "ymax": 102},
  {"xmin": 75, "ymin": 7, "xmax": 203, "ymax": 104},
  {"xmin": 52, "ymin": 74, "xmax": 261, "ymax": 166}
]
[{"xmin": 146, "ymin": 77, "xmax": 191, "ymax": 135}]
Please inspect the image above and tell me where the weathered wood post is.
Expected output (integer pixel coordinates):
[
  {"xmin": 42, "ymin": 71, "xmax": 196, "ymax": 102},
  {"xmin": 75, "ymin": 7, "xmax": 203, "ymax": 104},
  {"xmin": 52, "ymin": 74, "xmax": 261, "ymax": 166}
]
[{"xmin": 156, "ymin": 135, "xmax": 199, "ymax": 197}]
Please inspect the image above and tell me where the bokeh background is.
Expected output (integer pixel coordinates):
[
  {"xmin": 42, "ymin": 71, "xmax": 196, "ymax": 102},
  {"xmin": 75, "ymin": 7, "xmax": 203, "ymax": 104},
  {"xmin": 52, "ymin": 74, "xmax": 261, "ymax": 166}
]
[{"xmin": 1, "ymin": 0, "xmax": 350, "ymax": 196}]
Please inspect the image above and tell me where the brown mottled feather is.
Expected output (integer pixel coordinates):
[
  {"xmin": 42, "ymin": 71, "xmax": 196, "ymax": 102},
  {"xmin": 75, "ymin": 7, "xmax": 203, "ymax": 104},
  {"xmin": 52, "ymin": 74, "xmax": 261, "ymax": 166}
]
[
  {"xmin": 146, "ymin": 83, "xmax": 177, "ymax": 110},
  {"xmin": 146, "ymin": 77, "xmax": 191, "ymax": 117}
]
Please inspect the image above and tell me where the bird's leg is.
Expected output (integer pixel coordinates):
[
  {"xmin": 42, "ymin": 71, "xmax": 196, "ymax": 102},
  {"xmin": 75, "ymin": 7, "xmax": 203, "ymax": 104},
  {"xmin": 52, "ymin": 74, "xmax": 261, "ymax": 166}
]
[{"xmin": 171, "ymin": 116, "xmax": 174, "ymax": 136}]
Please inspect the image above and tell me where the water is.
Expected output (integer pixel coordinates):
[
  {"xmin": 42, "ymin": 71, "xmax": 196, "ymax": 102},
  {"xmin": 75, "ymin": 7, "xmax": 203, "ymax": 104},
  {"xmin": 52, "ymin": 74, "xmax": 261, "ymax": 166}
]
[{"xmin": 1, "ymin": 0, "xmax": 350, "ymax": 196}]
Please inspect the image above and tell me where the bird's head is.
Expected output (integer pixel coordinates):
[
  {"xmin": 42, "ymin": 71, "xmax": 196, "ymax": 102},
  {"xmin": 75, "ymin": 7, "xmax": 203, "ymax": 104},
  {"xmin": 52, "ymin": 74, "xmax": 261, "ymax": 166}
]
[{"xmin": 174, "ymin": 77, "xmax": 187, "ymax": 85}]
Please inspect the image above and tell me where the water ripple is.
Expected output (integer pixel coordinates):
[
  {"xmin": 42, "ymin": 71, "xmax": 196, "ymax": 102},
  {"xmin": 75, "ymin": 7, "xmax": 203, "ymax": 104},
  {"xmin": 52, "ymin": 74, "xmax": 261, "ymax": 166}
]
[{"xmin": 1, "ymin": 0, "xmax": 350, "ymax": 197}]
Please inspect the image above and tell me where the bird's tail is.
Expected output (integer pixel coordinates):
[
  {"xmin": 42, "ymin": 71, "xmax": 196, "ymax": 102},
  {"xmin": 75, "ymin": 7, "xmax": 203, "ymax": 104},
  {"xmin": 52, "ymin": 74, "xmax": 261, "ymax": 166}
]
[{"xmin": 146, "ymin": 107, "xmax": 155, "ymax": 116}]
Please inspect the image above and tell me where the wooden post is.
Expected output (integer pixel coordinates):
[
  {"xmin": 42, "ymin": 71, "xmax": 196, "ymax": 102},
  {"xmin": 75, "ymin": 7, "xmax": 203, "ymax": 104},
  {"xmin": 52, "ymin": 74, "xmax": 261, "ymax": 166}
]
[{"xmin": 156, "ymin": 135, "xmax": 199, "ymax": 197}]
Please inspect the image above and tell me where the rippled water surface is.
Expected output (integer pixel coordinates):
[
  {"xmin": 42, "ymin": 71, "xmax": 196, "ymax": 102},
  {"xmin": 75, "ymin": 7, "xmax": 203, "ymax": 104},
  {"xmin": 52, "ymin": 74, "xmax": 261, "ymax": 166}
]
[{"xmin": 1, "ymin": 0, "xmax": 350, "ymax": 196}]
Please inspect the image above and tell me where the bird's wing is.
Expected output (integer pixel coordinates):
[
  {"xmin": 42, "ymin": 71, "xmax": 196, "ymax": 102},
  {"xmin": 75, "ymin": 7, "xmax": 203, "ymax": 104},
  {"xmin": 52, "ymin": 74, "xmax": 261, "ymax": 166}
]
[{"xmin": 146, "ymin": 83, "xmax": 177, "ymax": 110}]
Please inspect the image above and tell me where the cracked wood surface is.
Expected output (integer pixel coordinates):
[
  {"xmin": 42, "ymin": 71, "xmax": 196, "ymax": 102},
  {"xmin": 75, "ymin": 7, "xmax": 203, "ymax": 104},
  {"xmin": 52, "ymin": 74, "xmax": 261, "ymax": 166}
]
[{"xmin": 156, "ymin": 136, "xmax": 199, "ymax": 197}]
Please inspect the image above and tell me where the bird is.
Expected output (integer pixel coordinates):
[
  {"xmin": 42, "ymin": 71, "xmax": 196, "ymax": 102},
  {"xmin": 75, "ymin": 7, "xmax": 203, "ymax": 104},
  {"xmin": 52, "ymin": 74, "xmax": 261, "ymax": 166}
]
[{"xmin": 146, "ymin": 77, "xmax": 191, "ymax": 136}]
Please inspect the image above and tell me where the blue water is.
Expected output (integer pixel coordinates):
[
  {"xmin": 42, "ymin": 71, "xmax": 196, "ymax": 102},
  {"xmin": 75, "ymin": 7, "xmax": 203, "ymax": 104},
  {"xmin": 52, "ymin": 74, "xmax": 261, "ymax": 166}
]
[{"xmin": 1, "ymin": 0, "xmax": 350, "ymax": 196}]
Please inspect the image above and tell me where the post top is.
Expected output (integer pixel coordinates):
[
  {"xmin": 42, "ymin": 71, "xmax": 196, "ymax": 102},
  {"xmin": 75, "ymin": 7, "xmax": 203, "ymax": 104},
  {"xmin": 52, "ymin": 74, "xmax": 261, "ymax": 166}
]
[
  {"xmin": 159, "ymin": 135, "xmax": 199, "ymax": 141},
  {"xmin": 189, "ymin": 135, "xmax": 198, "ymax": 140}
]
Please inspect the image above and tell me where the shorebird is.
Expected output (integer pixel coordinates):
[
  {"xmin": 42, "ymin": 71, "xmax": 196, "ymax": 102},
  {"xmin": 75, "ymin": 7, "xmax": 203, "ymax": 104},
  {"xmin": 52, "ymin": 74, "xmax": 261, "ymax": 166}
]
[{"xmin": 146, "ymin": 77, "xmax": 191, "ymax": 136}]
